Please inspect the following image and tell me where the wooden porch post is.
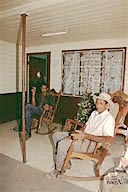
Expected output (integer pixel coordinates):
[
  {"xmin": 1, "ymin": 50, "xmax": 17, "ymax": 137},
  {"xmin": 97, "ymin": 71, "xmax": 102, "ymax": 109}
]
[{"xmin": 21, "ymin": 14, "xmax": 27, "ymax": 163}]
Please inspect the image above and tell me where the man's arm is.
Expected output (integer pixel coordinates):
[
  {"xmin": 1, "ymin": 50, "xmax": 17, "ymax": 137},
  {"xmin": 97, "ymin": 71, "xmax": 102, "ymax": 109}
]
[
  {"xmin": 31, "ymin": 87, "xmax": 36, "ymax": 106},
  {"xmin": 71, "ymin": 131, "xmax": 112, "ymax": 144},
  {"xmin": 83, "ymin": 133, "xmax": 112, "ymax": 144}
]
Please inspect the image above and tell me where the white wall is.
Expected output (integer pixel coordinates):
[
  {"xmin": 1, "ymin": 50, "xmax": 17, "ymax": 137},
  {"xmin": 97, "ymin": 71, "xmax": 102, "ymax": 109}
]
[
  {"xmin": 0, "ymin": 38, "xmax": 128, "ymax": 94},
  {"xmin": 27, "ymin": 38, "xmax": 128, "ymax": 93},
  {"xmin": 0, "ymin": 40, "xmax": 22, "ymax": 93}
]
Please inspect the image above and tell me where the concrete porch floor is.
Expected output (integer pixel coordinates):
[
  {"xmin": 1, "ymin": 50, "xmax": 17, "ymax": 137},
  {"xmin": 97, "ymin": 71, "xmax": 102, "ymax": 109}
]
[{"xmin": 0, "ymin": 120, "xmax": 126, "ymax": 192}]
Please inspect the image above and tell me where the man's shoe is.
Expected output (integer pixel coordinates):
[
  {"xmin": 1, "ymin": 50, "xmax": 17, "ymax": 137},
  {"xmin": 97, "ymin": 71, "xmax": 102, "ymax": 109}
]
[
  {"xmin": 45, "ymin": 169, "xmax": 60, "ymax": 179},
  {"xmin": 9, "ymin": 127, "xmax": 19, "ymax": 132},
  {"xmin": 26, "ymin": 133, "xmax": 31, "ymax": 140},
  {"xmin": 115, "ymin": 166, "xmax": 125, "ymax": 172}
]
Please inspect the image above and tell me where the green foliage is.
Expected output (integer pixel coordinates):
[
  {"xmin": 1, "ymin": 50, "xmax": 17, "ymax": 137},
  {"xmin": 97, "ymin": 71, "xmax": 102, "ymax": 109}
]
[{"xmin": 77, "ymin": 92, "xmax": 96, "ymax": 124}]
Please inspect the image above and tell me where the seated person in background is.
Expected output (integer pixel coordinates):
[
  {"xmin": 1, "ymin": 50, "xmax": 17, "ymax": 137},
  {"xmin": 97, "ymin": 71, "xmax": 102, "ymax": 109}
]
[
  {"xmin": 25, "ymin": 83, "xmax": 56, "ymax": 140},
  {"xmin": 46, "ymin": 92, "xmax": 115, "ymax": 178}
]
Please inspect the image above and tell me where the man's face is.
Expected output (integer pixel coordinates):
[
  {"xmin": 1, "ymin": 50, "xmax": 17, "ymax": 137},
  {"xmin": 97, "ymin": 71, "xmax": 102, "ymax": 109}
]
[
  {"xmin": 37, "ymin": 72, "xmax": 41, "ymax": 78},
  {"xmin": 41, "ymin": 85, "xmax": 47, "ymax": 93},
  {"xmin": 96, "ymin": 98, "xmax": 107, "ymax": 113}
]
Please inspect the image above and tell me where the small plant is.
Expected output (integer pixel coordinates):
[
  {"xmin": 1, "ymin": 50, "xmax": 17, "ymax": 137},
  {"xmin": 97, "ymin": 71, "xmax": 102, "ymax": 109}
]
[{"xmin": 77, "ymin": 91, "xmax": 96, "ymax": 124}]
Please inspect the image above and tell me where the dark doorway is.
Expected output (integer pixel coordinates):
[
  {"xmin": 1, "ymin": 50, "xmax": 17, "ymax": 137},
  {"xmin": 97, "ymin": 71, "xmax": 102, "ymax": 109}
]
[{"xmin": 27, "ymin": 52, "xmax": 50, "ymax": 103}]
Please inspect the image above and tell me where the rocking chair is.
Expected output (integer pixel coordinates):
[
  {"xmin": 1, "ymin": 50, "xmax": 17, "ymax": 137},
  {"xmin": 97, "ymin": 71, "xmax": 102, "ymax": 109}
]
[
  {"xmin": 35, "ymin": 89, "xmax": 61, "ymax": 135},
  {"xmin": 111, "ymin": 90, "xmax": 128, "ymax": 142},
  {"xmin": 61, "ymin": 119, "xmax": 115, "ymax": 178},
  {"xmin": 60, "ymin": 103, "xmax": 120, "ymax": 178}
]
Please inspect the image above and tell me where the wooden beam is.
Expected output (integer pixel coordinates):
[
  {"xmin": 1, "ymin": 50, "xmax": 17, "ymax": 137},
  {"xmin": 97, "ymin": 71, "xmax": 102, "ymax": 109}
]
[{"xmin": 21, "ymin": 14, "xmax": 27, "ymax": 163}]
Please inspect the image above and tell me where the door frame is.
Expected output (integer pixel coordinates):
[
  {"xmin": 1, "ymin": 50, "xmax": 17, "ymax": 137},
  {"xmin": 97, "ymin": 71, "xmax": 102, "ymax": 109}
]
[{"xmin": 27, "ymin": 52, "xmax": 51, "ymax": 103}]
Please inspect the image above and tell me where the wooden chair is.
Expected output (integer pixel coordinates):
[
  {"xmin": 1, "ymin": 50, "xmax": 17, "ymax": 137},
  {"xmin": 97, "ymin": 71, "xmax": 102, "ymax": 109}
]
[
  {"xmin": 35, "ymin": 89, "xmax": 61, "ymax": 135},
  {"xmin": 60, "ymin": 99, "xmax": 123, "ymax": 178},
  {"xmin": 61, "ymin": 119, "xmax": 115, "ymax": 177},
  {"xmin": 60, "ymin": 92, "xmax": 128, "ymax": 178},
  {"xmin": 111, "ymin": 90, "xmax": 128, "ymax": 142},
  {"xmin": 59, "ymin": 91, "xmax": 128, "ymax": 179}
]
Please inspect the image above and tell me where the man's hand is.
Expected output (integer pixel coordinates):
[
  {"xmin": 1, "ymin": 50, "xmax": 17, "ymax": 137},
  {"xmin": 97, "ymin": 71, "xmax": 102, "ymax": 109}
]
[
  {"xmin": 65, "ymin": 136, "xmax": 71, "ymax": 140},
  {"xmin": 71, "ymin": 131, "xmax": 85, "ymax": 140},
  {"xmin": 31, "ymin": 87, "xmax": 36, "ymax": 95},
  {"xmin": 43, "ymin": 104, "xmax": 50, "ymax": 111},
  {"xmin": 49, "ymin": 106, "xmax": 53, "ymax": 110}
]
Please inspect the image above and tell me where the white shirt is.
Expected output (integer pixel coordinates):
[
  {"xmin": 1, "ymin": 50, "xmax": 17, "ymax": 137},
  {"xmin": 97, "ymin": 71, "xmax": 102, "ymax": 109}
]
[{"xmin": 84, "ymin": 110, "xmax": 115, "ymax": 137}]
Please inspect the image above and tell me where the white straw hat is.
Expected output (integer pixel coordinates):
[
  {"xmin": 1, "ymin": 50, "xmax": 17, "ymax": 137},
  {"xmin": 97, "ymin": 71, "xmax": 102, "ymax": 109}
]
[{"xmin": 93, "ymin": 92, "xmax": 113, "ymax": 106}]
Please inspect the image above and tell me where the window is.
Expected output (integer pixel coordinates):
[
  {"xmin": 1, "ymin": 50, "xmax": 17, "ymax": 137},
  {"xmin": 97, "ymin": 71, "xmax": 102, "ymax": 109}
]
[{"xmin": 62, "ymin": 48, "xmax": 126, "ymax": 96}]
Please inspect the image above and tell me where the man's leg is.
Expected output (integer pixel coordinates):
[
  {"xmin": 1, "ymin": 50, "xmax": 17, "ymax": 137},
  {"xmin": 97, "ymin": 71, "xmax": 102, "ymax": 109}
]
[
  {"xmin": 25, "ymin": 104, "xmax": 42, "ymax": 137},
  {"xmin": 56, "ymin": 138, "xmax": 96, "ymax": 172},
  {"xmin": 53, "ymin": 133, "xmax": 84, "ymax": 172},
  {"xmin": 53, "ymin": 132, "xmax": 69, "ymax": 147},
  {"xmin": 47, "ymin": 133, "xmax": 96, "ymax": 177},
  {"xmin": 52, "ymin": 132, "xmax": 69, "ymax": 166},
  {"xmin": 56, "ymin": 137, "xmax": 72, "ymax": 172}
]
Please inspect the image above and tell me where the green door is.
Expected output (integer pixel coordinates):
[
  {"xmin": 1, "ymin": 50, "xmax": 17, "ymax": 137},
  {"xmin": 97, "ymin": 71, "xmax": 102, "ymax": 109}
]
[{"xmin": 27, "ymin": 52, "xmax": 50, "ymax": 103}]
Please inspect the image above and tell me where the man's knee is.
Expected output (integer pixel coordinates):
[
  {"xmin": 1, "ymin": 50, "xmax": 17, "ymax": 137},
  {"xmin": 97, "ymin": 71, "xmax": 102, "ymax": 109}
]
[
  {"xmin": 25, "ymin": 104, "xmax": 32, "ymax": 112},
  {"xmin": 53, "ymin": 132, "xmax": 60, "ymax": 139},
  {"xmin": 56, "ymin": 140, "xmax": 64, "ymax": 155},
  {"xmin": 57, "ymin": 139, "xmax": 71, "ymax": 153},
  {"xmin": 53, "ymin": 132, "xmax": 60, "ymax": 144},
  {"xmin": 53, "ymin": 131, "xmax": 68, "ymax": 144}
]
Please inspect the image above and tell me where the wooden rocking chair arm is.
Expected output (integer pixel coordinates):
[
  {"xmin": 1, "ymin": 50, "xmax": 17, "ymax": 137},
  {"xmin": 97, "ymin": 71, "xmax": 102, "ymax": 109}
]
[
  {"xmin": 66, "ymin": 119, "xmax": 85, "ymax": 127},
  {"xmin": 64, "ymin": 119, "xmax": 85, "ymax": 131}
]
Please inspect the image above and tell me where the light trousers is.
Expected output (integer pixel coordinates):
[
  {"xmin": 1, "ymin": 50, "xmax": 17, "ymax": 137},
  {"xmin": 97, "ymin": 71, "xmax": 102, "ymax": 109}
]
[{"xmin": 53, "ymin": 131, "xmax": 95, "ymax": 171}]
